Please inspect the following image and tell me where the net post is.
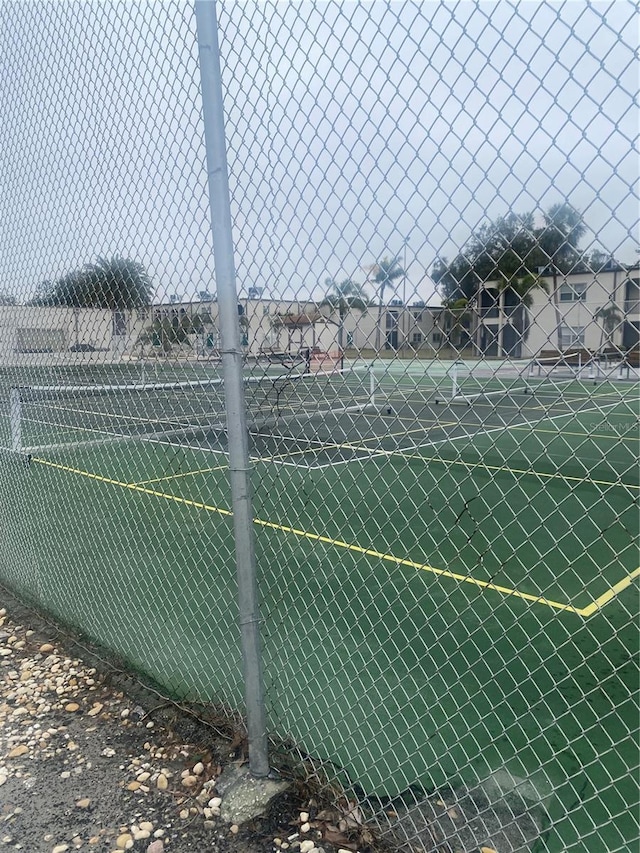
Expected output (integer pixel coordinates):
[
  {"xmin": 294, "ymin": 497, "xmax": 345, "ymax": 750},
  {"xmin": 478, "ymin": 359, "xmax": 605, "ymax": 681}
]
[
  {"xmin": 9, "ymin": 387, "xmax": 21, "ymax": 454},
  {"xmin": 451, "ymin": 361, "xmax": 459, "ymax": 400},
  {"xmin": 195, "ymin": 0, "xmax": 269, "ymax": 779}
]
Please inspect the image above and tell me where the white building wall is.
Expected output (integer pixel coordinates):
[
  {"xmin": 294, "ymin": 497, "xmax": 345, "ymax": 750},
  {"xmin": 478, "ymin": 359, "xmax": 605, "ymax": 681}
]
[{"xmin": 478, "ymin": 267, "xmax": 637, "ymax": 357}]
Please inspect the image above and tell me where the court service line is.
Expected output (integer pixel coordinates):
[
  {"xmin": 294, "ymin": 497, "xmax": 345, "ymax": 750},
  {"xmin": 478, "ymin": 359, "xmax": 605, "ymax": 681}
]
[
  {"xmin": 305, "ymin": 399, "xmax": 633, "ymax": 472},
  {"xmin": 30, "ymin": 455, "xmax": 623, "ymax": 617},
  {"xmin": 306, "ymin": 429, "xmax": 638, "ymax": 491},
  {"xmin": 132, "ymin": 444, "xmax": 322, "ymax": 486},
  {"xmin": 511, "ymin": 424, "xmax": 639, "ymax": 442},
  {"xmin": 528, "ymin": 392, "xmax": 639, "ymax": 412},
  {"xmin": 389, "ymin": 453, "xmax": 636, "ymax": 490}
]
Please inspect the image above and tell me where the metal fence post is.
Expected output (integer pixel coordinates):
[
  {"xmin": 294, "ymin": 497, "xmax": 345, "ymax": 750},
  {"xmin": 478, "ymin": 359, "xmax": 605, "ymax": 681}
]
[
  {"xmin": 9, "ymin": 387, "xmax": 21, "ymax": 454},
  {"xmin": 194, "ymin": 0, "xmax": 270, "ymax": 778}
]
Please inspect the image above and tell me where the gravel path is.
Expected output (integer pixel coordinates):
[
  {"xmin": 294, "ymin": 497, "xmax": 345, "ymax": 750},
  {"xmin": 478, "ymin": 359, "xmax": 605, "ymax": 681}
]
[{"xmin": 0, "ymin": 599, "xmax": 362, "ymax": 853}]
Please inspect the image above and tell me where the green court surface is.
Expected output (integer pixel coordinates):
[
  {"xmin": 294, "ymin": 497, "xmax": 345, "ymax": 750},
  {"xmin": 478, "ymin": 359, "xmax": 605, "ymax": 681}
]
[{"xmin": 0, "ymin": 368, "xmax": 638, "ymax": 850}]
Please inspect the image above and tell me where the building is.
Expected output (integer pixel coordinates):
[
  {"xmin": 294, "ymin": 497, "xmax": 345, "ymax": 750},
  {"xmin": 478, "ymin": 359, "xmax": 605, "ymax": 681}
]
[
  {"xmin": 2, "ymin": 263, "xmax": 637, "ymax": 366},
  {"xmin": 473, "ymin": 262, "xmax": 640, "ymax": 358}
]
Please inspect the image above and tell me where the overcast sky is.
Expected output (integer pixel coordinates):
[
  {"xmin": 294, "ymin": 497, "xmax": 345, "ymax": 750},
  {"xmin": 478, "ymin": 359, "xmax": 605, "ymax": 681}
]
[{"xmin": 1, "ymin": 0, "xmax": 637, "ymax": 305}]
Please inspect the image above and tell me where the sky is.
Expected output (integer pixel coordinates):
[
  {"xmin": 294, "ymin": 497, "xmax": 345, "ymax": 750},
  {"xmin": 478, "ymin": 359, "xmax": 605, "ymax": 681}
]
[{"xmin": 1, "ymin": 0, "xmax": 637, "ymax": 306}]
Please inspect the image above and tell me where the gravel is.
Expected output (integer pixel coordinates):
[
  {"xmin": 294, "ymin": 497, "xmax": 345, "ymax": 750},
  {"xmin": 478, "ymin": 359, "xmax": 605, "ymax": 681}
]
[{"xmin": 0, "ymin": 600, "xmax": 364, "ymax": 853}]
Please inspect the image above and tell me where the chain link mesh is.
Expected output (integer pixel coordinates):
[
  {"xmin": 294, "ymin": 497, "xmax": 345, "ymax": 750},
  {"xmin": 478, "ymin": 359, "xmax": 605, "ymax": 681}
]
[{"xmin": 1, "ymin": 1, "xmax": 638, "ymax": 850}]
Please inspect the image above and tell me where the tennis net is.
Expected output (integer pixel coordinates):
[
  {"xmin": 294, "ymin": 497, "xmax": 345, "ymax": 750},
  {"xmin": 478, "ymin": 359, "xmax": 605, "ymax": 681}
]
[
  {"xmin": 433, "ymin": 360, "xmax": 533, "ymax": 405},
  {"xmin": 7, "ymin": 365, "xmax": 376, "ymax": 454}
]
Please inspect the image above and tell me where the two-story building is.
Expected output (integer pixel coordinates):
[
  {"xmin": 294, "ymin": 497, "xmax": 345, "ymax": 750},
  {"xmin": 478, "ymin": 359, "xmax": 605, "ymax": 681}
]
[
  {"xmin": 473, "ymin": 262, "xmax": 639, "ymax": 358},
  {"xmin": 2, "ymin": 263, "xmax": 637, "ymax": 365}
]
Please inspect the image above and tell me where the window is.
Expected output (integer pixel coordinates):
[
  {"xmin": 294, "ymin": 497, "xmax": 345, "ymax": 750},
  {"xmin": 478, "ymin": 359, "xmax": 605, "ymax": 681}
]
[
  {"xmin": 385, "ymin": 311, "xmax": 398, "ymax": 329},
  {"xmin": 559, "ymin": 282, "xmax": 587, "ymax": 302},
  {"xmin": 413, "ymin": 311, "xmax": 423, "ymax": 322},
  {"xmin": 112, "ymin": 311, "xmax": 126, "ymax": 336},
  {"xmin": 432, "ymin": 332, "xmax": 442, "ymax": 344},
  {"xmin": 346, "ymin": 331, "xmax": 354, "ymax": 347},
  {"xmin": 559, "ymin": 325, "xmax": 585, "ymax": 348},
  {"xmin": 412, "ymin": 332, "xmax": 422, "ymax": 344},
  {"xmin": 625, "ymin": 278, "xmax": 640, "ymax": 313}
]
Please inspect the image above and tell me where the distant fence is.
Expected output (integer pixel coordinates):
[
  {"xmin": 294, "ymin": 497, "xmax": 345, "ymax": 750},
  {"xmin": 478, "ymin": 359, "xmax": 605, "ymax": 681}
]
[{"xmin": 0, "ymin": 2, "xmax": 637, "ymax": 851}]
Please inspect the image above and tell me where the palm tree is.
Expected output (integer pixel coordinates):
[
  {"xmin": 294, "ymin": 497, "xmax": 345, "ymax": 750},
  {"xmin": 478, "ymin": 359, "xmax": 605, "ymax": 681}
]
[
  {"xmin": 538, "ymin": 203, "xmax": 587, "ymax": 349},
  {"xmin": 83, "ymin": 255, "xmax": 153, "ymax": 308},
  {"xmin": 494, "ymin": 273, "xmax": 549, "ymax": 355},
  {"xmin": 367, "ymin": 257, "xmax": 404, "ymax": 352},
  {"xmin": 321, "ymin": 277, "xmax": 370, "ymax": 351},
  {"xmin": 31, "ymin": 256, "xmax": 153, "ymax": 308},
  {"xmin": 594, "ymin": 304, "xmax": 622, "ymax": 353},
  {"xmin": 441, "ymin": 297, "xmax": 471, "ymax": 350}
]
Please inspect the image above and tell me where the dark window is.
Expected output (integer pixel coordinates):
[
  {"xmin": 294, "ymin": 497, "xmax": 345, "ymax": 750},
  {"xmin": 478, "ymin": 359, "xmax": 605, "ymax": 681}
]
[{"xmin": 112, "ymin": 311, "xmax": 126, "ymax": 336}]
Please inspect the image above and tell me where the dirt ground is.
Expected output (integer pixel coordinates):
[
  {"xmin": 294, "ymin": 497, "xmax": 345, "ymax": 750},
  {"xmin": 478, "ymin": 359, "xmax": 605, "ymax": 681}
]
[
  {"xmin": 0, "ymin": 591, "xmax": 373, "ymax": 853},
  {"xmin": 0, "ymin": 590, "xmax": 546, "ymax": 853}
]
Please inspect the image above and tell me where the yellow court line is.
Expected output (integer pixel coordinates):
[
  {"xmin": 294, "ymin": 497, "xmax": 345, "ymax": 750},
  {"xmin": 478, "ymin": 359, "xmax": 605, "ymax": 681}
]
[
  {"xmin": 31, "ymin": 455, "xmax": 631, "ymax": 618},
  {"xmin": 359, "ymin": 421, "xmax": 459, "ymax": 439},
  {"xmin": 33, "ymin": 457, "xmax": 234, "ymax": 516},
  {"xmin": 251, "ymin": 516, "xmax": 584, "ymax": 615},
  {"xmin": 141, "ymin": 434, "xmax": 637, "ymax": 492},
  {"xmin": 254, "ymin": 430, "xmax": 637, "ymax": 491},
  {"xmin": 528, "ymin": 392, "xmax": 638, "ymax": 412},
  {"xmin": 580, "ymin": 567, "xmax": 640, "ymax": 617},
  {"xmin": 414, "ymin": 454, "xmax": 639, "ymax": 491},
  {"xmin": 513, "ymin": 425, "xmax": 640, "ymax": 442}
]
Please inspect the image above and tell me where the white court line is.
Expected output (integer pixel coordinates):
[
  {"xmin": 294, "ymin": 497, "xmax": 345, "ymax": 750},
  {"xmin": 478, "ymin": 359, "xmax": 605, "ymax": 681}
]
[
  {"xmin": 301, "ymin": 399, "xmax": 633, "ymax": 471},
  {"xmin": 138, "ymin": 395, "xmax": 640, "ymax": 475}
]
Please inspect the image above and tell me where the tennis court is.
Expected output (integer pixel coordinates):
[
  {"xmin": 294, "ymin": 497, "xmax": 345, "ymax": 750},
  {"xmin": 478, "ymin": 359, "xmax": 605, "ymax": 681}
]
[{"xmin": 1, "ymin": 358, "xmax": 638, "ymax": 848}]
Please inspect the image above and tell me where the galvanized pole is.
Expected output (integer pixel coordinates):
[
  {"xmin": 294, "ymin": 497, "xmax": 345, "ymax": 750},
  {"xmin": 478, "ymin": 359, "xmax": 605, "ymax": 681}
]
[
  {"xmin": 194, "ymin": 0, "xmax": 270, "ymax": 778},
  {"xmin": 9, "ymin": 387, "xmax": 21, "ymax": 454}
]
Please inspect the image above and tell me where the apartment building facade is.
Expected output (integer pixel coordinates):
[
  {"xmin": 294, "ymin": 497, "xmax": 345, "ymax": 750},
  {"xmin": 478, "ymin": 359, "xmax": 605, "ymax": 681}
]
[
  {"xmin": 473, "ymin": 263, "xmax": 640, "ymax": 358},
  {"xmin": 1, "ymin": 264, "xmax": 638, "ymax": 364}
]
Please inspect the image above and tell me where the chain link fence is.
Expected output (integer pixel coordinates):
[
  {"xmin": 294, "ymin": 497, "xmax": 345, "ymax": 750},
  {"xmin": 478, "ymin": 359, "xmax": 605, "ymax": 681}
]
[{"xmin": 1, "ymin": 1, "xmax": 638, "ymax": 850}]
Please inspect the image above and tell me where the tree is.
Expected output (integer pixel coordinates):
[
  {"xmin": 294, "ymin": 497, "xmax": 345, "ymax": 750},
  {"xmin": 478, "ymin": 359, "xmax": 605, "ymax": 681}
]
[
  {"xmin": 538, "ymin": 203, "xmax": 587, "ymax": 349},
  {"xmin": 31, "ymin": 255, "xmax": 153, "ymax": 308},
  {"xmin": 431, "ymin": 203, "xmax": 586, "ymax": 352},
  {"xmin": 138, "ymin": 312, "xmax": 205, "ymax": 354},
  {"xmin": 498, "ymin": 272, "xmax": 549, "ymax": 349},
  {"xmin": 432, "ymin": 211, "xmax": 539, "ymax": 304},
  {"xmin": 320, "ymin": 277, "xmax": 370, "ymax": 350},
  {"xmin": 0, "ymin": 290, "xmax": 17, "ymax": 305},
  {"xmin": 439, "ymin": 297, "xmax": 472, "ymax": 350},
  {"xmin": 594, "ymin": 304, "xmax": 622, "ymax": 353},
  {"xmin": 367, "ymin": 257, "xmax": 404, "ymax": 352}
]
